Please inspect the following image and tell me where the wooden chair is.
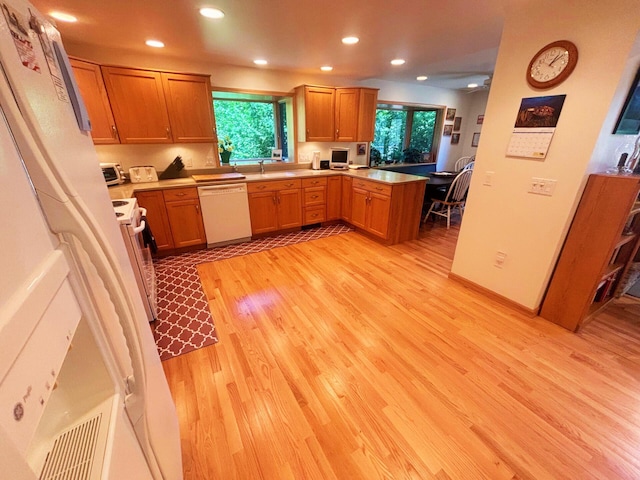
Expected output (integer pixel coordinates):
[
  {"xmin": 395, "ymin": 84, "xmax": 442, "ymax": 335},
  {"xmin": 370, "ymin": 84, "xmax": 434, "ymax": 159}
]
[
  {"xmin": 423, "ymin": 169, "xmax": 473, "ymax": 228},
  {"xmin": 463, "ymin": 160, "xmax": 475, "ymax": 171},
  {"xmin": 454, "ymin": 156, "xmax": 472, "ymax": 171}
]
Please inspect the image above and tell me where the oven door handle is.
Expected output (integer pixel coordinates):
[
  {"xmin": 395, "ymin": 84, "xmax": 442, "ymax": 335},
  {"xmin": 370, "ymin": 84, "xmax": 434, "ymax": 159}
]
[{"xmin": 132, "ymin": 207, "xmax": 147, "ymax": 234}]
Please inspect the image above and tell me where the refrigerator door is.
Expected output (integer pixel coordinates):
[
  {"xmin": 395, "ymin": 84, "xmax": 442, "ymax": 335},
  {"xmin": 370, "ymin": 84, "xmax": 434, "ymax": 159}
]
[{"xmin": 0, "ymin": 1, "xmax": 182, "ymax": 478}]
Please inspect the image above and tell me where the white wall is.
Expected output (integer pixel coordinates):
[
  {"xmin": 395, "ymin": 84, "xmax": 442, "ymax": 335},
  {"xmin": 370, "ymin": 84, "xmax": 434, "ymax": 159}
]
[
  {"xmin": 67, "ymin": 42, "xmax": 486, "ymax": 171},
  {"xmin": 451, "ymin": 0, "xmax": 640, "ymax": 311}
]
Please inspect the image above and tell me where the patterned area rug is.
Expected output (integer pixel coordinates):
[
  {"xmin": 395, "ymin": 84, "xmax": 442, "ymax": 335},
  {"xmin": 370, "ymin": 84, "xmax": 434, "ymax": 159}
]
[{"xmin": 152, "ymin": 224, "xmax": 353, "ymax": 360}]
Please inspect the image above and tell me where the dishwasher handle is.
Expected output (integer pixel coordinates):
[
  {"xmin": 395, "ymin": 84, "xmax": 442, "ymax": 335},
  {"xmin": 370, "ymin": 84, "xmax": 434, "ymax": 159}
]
[{"xmin": 198, "ymin": 183, "xmax": 248, "ymax": 196}]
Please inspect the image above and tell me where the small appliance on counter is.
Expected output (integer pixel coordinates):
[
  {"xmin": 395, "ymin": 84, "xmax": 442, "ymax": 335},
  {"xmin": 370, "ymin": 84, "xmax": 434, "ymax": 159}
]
[
  {"xmin": 100, "ymin": 162, "xmax": 126, "ymax": 185},
  {"xmin": 129, "ymin": 166, "xmax": 158, "ymax": 183},
  {"xmin": 320, "ymin": 160, "xmax": 330, "ymax": 169},
  {"xmin": 159, "ymin": 155, "xmax": 185, "ymax": 179},
  {"xmin": 311, "ymin": 151, "xmax": 321, "ymax": 170}
]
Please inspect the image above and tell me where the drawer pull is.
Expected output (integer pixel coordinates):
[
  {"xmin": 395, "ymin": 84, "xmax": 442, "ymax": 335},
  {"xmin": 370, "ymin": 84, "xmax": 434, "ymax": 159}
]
[
  {"xmin": 375, "ymin": 187, "xmax": 383, "ymax": 191},
  {"xmin": 177, "ymin": 192, "xmax": 186, "ymax": 196},
  {"xmin": 258, "ymin": 185, "xmax": 266, "ymax": 190},
  {"xmin": 311, "ymin": 195, "xmax": 318, "ymax": 199},
  {"xmin": 285, "ymin": 183, "xmax": 293, "ymax": 187}
]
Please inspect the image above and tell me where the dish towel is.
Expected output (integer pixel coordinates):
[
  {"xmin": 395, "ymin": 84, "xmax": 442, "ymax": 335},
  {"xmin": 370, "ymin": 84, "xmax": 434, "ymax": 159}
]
[{"xmin": 140, "ymin": 215, "xmax": 157, "ymax": 254}]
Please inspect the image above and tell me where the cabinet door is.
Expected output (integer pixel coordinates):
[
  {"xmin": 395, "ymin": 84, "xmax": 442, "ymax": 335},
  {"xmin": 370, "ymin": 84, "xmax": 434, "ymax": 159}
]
[
  {"xmin": 341, "ymin": 176, "xmax": 352, "ymax": 221},
  {"xmin": 161, "ymin": 73, "xmax": 216, "ymax": 143},
  {"xmin": 326, "ymin": 176, "xmax": 342, "ymax": 220},
  {"xmin": 248, "ymin": 192, "xmax": 278, "ymax": 234},
  {"xmin": 357, "ymin": 88, "xmax": 378, "ymax": 142},
  {"xmin": 102, "ymin": 67, "xmax": 172, "ymax": 144},
  {"xmin": 304, "ymin": 86, "xmax": 335, "ymax": 141},
  {"xmin": 277, "ymin": 188, "xmax": 302, "ymax": 229},
  {"xmin": 367, "ymin": 192, "xmax": 391, "ymax": 239},
  {"xmin": 350, "ymin": 187, "xmax": 368, "ymax": 229},
  {"xmin": 164, "ymin": 199, "xmax": 206, "ymax": 248},
  {"xmin": 69, "ymin": 59, "xmax": 119, "ymax": 144},
  {"xmin": 335, "ymin": 88, "xmax": 359, "ymax": 142},
  {"xmin": 135, "ymin": 191, "xmax": 174, "ymax": 251}
]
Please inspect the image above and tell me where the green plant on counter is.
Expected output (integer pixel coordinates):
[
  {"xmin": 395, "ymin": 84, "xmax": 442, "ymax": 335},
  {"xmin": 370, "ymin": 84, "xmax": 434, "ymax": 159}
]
[{"xmin": 218, "ymin": 136, "xmax": 234, "ymax": 164}]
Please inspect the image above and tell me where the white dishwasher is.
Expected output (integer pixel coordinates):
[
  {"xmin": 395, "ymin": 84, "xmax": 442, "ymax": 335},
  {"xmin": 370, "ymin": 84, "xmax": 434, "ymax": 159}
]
[{"xmin": 197, "ymin": 183, "xmax": 252, "ymax": 247}]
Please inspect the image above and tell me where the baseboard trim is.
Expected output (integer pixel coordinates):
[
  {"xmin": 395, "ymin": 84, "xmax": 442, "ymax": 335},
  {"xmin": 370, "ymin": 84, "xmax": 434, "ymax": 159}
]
[{"xmin": 448, "ymin": 272, "xmax": 539, "ymax": 318}]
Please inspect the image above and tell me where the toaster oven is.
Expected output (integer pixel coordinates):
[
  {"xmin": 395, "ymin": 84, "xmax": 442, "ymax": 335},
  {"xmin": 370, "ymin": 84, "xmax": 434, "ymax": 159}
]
[{"xmin": 100, "ymin": 162, "xmax": 126, "ymax": 186}]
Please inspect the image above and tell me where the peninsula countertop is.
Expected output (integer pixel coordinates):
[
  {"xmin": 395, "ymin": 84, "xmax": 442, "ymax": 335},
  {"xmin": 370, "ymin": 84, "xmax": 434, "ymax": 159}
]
[{"xmin": 107, "ymin": 168, "xmax": 428, "ymax": 199}]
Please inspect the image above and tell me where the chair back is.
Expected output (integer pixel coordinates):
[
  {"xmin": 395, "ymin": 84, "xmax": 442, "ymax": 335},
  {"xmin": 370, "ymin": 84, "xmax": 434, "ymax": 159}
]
[
  {"xmin": 463, "ymin": 161, "xmax": 475, "ymax": 171},
  {"xmin": 454, "ymin": 156, "xmax": 472, "ymax": 171},
  {"xmin": 445, "ymin": 169, "xmax": 473, "ymax": 203}
]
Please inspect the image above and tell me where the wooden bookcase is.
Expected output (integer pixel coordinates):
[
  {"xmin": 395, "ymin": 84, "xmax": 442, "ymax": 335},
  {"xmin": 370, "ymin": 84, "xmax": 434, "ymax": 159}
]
[{"xmin": 540, "ymin": 173, "xmax": 640, "ymax": 331}]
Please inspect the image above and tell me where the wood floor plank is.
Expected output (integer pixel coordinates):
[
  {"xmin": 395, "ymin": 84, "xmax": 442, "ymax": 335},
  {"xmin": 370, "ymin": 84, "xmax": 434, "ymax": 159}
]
[{"xmin": 162, "ymin": 224, "xmax": 640, "ymax": 479}]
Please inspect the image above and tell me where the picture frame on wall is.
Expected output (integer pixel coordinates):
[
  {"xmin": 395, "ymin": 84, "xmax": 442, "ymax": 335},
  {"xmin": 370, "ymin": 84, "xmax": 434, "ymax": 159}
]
[
  {"xmin": 443, "ymin": 124, "xmax": 453, "ymax": 136},
  {"xmin": 472, "ymin": 132, "xmax": 481, "ymax": 147},
  {"xmin": 451, "ymin": 133, "xmax": 460, "ymax": 145},
  {"xmin": 453, "ymin": 117, "xmax": 462, "ymax": 131},
  {"xmin": 446, "ymin": 108, "xmax": 456, "ymax": 121},
  {"xmin": 271, "ymin": 148, "xmax": 283, "ymax": 160},
  {"xmin": 477, "ymin": 114, "xmax": 484, "ymax": 124},
  {"xmin": 356, "ymin": 143, "xmax": 367, "ymax": 155},
  {"xmin": 613, "ymin": 65, "xmax": 640, "ymax": 135}
]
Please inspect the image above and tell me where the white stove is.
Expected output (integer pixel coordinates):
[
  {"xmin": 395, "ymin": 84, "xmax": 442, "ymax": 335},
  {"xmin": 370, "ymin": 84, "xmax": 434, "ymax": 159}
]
[
  {"xmin": 111, "ymin": 198, "xmax": 137, "ymax": 224},
  {"xmin": 110, "ymin": 198, "xmax": 157, "ymax": 322}
]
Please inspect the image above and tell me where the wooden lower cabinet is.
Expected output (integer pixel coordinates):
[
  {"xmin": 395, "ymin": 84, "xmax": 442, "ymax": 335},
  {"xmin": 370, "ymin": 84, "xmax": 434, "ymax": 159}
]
[
  {"xmin": 248, "ymin": 180, "xmax": 302, "ymax": 234},
  {"xmin": 135, "ymin": 190, "xmax": 173, "ymax": 251},
  {"xmin": 350, "ymin": 184, "xmax": 391, "ymax": 239},
  {"xmin": 327, "ymin": 176, "xmax": 342, "ymax": 220},
  {"xmin": 135, "ymin": 187, "xmax": 206, "ymax": 254},
  {"xmin": 341, "ymin": 176, "xmax": 353, "ymax": 221}
]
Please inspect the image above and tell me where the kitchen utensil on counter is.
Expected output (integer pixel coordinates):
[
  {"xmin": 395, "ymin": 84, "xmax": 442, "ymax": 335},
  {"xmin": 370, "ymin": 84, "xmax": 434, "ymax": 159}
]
[
  {"xmin": 159, "ymin": 155, "xmax": 186, "ymax": 179},
  {"xmin": 129, "ymin": 166, "xmax": 158, "ymax": 183},
  {"xmin": 311, "ymin": 151, "xmax": 321, "ymax": 170}
]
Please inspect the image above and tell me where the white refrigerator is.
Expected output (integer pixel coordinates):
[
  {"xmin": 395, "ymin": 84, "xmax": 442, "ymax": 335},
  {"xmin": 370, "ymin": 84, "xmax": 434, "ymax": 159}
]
[{"xmin": 0, "ymin": 0, "xmax": 183, "ymax": 478}]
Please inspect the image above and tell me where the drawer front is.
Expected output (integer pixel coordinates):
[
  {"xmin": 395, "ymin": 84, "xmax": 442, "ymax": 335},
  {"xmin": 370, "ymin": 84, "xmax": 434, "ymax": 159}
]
[
  {"xmin": 304, "ymin": 206, "xmax": 326, "ymax": 224},
  {"xmin": 163, "ymin": 187, "xmax": 198, "ymax": 202},
  {"xmin": 247, "ymin": 179, "xmax": 301, "ymax": 193},
  {"xmin": 301, "ymin": 177, "xmax": 328, "ymax": 188},
  {"xmin": 304, "ymin": 186, "xmax": 326, "ymax": 205},
  {"xmin": 352, "ymin": 179, "xmax": 392, "ymax": 196}
]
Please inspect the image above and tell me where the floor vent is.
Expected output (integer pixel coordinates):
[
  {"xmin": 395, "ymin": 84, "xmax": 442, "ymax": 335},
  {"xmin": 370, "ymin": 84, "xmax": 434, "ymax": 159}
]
[{"xmin": 40, "ymin": 413, "xmax": 102, "ymax": 480}]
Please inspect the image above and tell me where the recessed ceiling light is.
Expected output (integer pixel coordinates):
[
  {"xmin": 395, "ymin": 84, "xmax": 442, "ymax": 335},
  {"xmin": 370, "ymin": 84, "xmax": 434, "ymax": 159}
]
[
  {"xmin": 50, "ymin": 11, "xmax": 77, "ymax": 22},
  {"xmin": 321, "ymin": 66, "xmax": 333, "ymax": 71},
  {"xmin": 467, "ymin": 83, "xmax": 479, "ymax": 88},
  {"xmin": 342, "ymin": 36, "xmax": 359, "ymax": 45},
  {"xmin": 416, "ymin": 75, "xmax": 428, "ymax": 81},
  {"xmin": 199, "ymin": 7, "xmax": 224, "ymax": 19},
  {"xmin": 390, "ymin": 59, "xmax": 405, "ymax": 66},
  {"xmin": 254, "ymin": 59, "xmax": 268, "ymax": 65},
  {"xmin": 145, "ymin": 40, "xmax": 165, "ymax": 48}
]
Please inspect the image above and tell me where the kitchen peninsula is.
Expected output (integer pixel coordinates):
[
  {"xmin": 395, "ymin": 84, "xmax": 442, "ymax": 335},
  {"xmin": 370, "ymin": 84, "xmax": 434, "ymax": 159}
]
[{"xmin": 109, "ymin": 168, "xmax": 427, "ymax": 254}]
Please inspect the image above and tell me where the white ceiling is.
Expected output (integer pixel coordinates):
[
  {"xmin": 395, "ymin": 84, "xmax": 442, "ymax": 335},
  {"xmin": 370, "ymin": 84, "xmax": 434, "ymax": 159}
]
[{"xmin": 30, "ymin": 0, "xmax": 513, "ymax": 90}]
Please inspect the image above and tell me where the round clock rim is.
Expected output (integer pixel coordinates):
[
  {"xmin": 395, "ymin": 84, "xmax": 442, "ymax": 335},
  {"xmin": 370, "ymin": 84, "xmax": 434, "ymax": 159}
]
[{"xmin": 527, "ymin": 40, "xmax": 578, "ymax": 89}]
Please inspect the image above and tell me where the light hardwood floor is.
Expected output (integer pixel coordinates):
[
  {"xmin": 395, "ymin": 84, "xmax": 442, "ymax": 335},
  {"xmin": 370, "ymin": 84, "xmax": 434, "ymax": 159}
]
[{"xmin": 162, "ymin": 223, "xmax": 640, "ymax": 479}]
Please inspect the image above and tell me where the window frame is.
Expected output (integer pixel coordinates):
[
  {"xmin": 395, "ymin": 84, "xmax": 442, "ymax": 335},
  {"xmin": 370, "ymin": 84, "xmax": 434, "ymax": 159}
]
[
  {"xmin": 211, "ymin": 87, "xmax": 295, "ymax": 166},
  {"xmin": 373, "ymin": 102, "xmax": 444, "ymax": 165}
]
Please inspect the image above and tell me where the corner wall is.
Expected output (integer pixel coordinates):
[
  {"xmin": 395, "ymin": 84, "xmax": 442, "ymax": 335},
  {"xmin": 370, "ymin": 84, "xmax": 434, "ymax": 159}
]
[{"xmin": 451, "ymin": 0, "xmax": 640, "ymax": 311}]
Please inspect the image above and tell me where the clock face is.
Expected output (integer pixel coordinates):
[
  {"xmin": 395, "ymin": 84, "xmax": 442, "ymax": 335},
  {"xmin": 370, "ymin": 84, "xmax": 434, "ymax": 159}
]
[{"xmin": 527, "ymin": 40, "xmax": 578, "ymax": 89}]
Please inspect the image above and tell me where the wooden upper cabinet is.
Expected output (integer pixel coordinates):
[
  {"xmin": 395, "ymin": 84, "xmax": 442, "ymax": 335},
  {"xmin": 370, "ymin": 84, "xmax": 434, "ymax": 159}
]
[
  {"xmin": 296, "ymin": 85, "xmax": 378, "ymax": 142},
  {"xmin": 357, "ymin": 88, "xmax": 378, "ymax": 142},
  {"xmin": 69, "ymin": 58, "xmax": 119, "ymax": 144},
  {"xmin": 302, "ymin": 86, "xmax": 335, "ymax": 142},
  {"xmin": 335, "ymin": 88, "xmax": 359, "ymax": 142},
  {"xmin": 101, "ymin": 66, "xmax": 172, "ymax": 144},
  {"xmin": 161, "ymin": 73, "xmax": 216, "ymax": 143}
]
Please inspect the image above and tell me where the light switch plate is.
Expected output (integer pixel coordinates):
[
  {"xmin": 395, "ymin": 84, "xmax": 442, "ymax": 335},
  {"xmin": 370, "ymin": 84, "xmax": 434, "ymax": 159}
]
[{"xmin": 529, "ymin": 177, "xmax": 557, "ymax": 196}]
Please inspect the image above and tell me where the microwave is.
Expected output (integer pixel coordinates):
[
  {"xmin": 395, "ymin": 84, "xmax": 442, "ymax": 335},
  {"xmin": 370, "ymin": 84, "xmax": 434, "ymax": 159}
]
[{"xmin": 100, "ymin": 162, "xmax": 126, "ymax": 186}]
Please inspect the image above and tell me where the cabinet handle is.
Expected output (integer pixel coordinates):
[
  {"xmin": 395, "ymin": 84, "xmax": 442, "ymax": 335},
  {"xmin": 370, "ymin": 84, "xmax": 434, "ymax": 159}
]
[
  {"xmin": 272, "ymin": 194, "xmax": 277, "ymax": 204},
  {"xmin": 166, "ymin": 126, "xmax": 171, "ymax": 138},
  {"xmin": 375, "ymin": 187, "xmax": 383, "ymax": 191},
  {"xmin": 312, "ymin": 213, "xmax": 318, "ymax": 218},
  {"xmin": 111, "ymin": 125, "xmax": 118, "ymax": 138},
  {"xmin": 196, "ymin": 205, "xmax": 199, "ymax": 213},
  {"xmin": 336, "ymin": 129, "xmax": 339, "ymax": 136},
  {"xmin": 258, "ymin": 185, "xmax": 266, "ymax": 190},
  {"xmin": 176, "ymin": 192, "xmax": 186, "ymax": 197},
  {"xmin": 277, "ymin": 194, "xmax": 281, "ymax": 204},
  {"xmin": 311, "ymin": 195, "xmax": 318, "ymax": 199}
]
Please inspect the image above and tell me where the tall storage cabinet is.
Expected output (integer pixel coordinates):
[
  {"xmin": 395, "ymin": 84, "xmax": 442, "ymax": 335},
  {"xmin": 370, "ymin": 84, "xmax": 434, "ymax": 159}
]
[{"xmin": 540, "ymin": 173, "xmax": 640, "ymax": 331}]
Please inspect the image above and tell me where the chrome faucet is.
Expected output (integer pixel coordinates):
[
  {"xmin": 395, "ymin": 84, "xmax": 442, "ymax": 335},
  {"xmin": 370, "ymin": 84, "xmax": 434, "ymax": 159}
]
[
  {"xmin": 258, "ymin": 159, "xmax": 265, "ymax": 174},
  {"xmin": 232, "ymin": 162, "xmax": 238, "ymax": 173}
]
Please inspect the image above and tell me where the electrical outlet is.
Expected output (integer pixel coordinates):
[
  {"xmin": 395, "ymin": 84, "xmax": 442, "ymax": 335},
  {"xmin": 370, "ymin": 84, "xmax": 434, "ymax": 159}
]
[
  {"xmin": 494, "ymin": 251, "xmax": 507, "ymax": 268},
  {"xmin": 483, "ymin": 171, "xmax": 494, "ymax": 186},
  {"xmin": 205, "ymin": 155, "xmax": 215, "ymax": 166},
  {"xmin": 529, "ymin": 177, "xmax": 557, "ymax": 196},
  {"xmin": 300, "ymin": 153, "xmax": 309, "ymax": 162},
  {"xmin": 184, "ymin": 156, "xmax": 193, "ymax": 167}
]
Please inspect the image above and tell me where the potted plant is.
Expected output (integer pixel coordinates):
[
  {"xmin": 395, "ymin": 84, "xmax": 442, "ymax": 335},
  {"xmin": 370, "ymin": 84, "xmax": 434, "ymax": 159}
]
[{"xmin": 218, "ymin": 136, "xmax": 234, "ymax": 164}]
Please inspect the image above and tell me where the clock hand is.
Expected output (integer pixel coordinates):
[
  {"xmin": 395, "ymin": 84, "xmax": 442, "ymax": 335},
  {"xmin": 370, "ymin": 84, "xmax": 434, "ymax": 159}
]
[{"xmin": 549, "ymin": 51, "xmax": 567, "ymax": 66}]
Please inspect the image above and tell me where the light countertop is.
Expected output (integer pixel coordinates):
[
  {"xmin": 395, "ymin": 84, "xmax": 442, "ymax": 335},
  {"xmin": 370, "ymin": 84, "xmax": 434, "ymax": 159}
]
[{"xmin": 107, "ymin": 168, "xmax": 427, "ymax": 199}]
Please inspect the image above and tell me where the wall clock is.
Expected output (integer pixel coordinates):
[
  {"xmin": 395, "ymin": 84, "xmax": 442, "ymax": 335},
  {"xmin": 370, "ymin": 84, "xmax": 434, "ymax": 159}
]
[{"xmin": 527, "ymin": 40, "xmax": 578, "ymax": 89}]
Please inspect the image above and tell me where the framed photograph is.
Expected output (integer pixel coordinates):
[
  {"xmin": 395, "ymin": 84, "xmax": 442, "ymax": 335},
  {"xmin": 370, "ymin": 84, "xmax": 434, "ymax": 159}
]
[
  {"xmin": 443, "ymin": 124, "xmax": 453, "ymax": 136},
  {"xmin": 472, "ymin": 132, "xmax": 481, "ymax": 147},
  {"xmin": 614, "ymin": 65, "xmax": 640, "ymax": 134},
  {"xmin": 451, "ymin": 133, "xmax": 460, "ymax": 145},
  {"xmin": 477, "ymin": 114, "xmax": 484, "ymax": 125},
  {"xmin": 271, "ymin": 148, "xmax": 283, "ymax": 160},
  {"xmin": 446, "ymin": 108, "xmax": 456, "ymax": 121},
  {"xmin": 453, "ymin": 117, "xmax": 462, "ymax": 131},
  {"xmin": 357, "ymin": 143, "xmax": 367, "ymax": 156}
]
